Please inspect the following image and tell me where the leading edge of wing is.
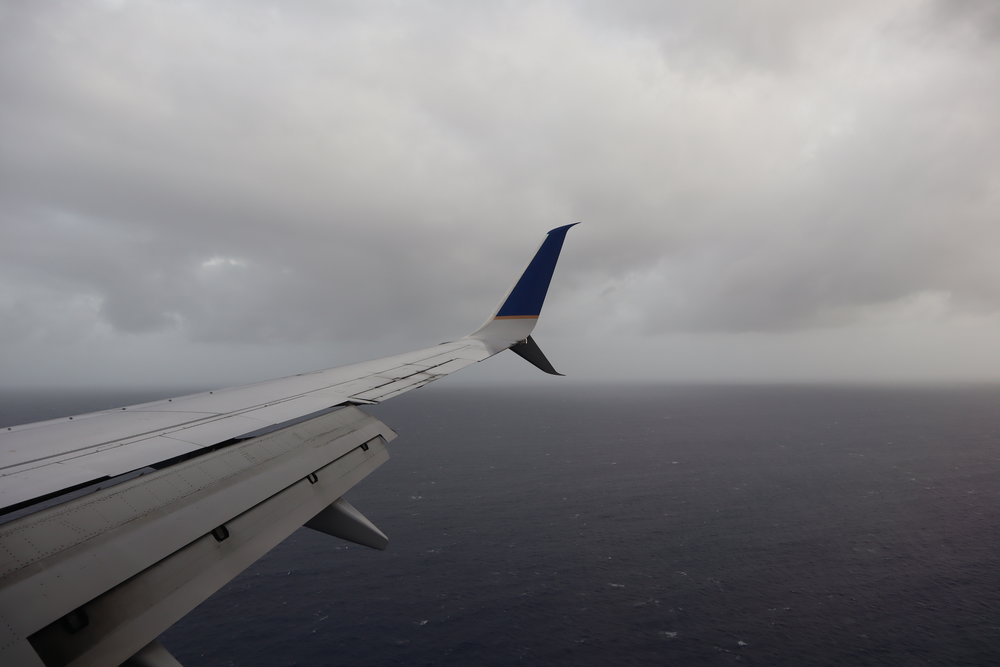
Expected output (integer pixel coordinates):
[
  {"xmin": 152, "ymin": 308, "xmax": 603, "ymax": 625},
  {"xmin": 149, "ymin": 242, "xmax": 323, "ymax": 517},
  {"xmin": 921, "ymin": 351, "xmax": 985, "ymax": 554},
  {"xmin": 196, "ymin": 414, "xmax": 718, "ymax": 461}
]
[{"xmin": 0, "ymin": 224, "xmax": 578, "ymax": 515}]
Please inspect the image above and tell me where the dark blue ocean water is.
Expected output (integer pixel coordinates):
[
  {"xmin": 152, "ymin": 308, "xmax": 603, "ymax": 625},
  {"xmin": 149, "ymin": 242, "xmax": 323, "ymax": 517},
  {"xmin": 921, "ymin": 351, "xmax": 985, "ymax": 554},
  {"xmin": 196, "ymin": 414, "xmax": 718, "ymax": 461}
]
[{"xmin": 6, "ymin": 384, "xmax": 1000, "ymax": 665}]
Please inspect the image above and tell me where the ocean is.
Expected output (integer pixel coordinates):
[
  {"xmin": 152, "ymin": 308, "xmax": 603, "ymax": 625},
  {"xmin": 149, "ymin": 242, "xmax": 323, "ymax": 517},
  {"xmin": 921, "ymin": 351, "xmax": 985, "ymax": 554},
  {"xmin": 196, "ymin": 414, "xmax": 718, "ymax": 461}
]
[{"xmin": 5, "ymin": 384, "xmax": 1000, "ymax": 665}]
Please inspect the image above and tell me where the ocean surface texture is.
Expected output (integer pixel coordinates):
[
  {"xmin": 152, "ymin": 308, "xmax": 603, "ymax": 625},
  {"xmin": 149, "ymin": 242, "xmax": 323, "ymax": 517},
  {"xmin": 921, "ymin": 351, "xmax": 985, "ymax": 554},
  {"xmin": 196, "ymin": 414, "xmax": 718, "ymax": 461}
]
[{"xmin": 5, "ymin": 384, "xmax": 1000, "ymax": 665}]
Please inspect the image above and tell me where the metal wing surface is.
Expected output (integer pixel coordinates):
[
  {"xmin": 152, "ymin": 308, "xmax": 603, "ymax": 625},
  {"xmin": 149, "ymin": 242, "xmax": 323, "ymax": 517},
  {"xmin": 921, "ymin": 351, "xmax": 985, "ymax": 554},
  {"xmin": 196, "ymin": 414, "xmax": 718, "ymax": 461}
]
[
  {"xmin": 0, "ymin": 340, "xmax": 490, "ymax": 514},
  {"xmin": 0, "ymin": 224, "xmax": 576, "ymax": 667}
]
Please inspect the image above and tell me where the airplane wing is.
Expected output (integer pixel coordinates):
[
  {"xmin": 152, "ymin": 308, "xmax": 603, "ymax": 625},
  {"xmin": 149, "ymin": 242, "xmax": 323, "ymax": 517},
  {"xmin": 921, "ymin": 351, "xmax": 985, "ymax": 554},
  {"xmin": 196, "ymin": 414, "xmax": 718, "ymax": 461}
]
[{"xmin": 0, "ymin": 224, "xmax": 577, "ymax": 667}]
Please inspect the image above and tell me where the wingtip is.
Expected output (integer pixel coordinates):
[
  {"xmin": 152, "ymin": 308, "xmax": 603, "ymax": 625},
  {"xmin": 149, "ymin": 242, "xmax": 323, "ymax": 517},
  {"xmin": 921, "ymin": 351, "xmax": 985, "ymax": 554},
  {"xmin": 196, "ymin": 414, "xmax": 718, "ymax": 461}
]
[
  {"xmin": 491, "ymin": 223, "xmax": 576, "ymax": 320},
  {"xmin": 468, "ymin": 224, "xmax": 576, "ymax": 351},
  {"xmin": 547, "ymin": 222, "xmax": 581, "ymax": 235}
]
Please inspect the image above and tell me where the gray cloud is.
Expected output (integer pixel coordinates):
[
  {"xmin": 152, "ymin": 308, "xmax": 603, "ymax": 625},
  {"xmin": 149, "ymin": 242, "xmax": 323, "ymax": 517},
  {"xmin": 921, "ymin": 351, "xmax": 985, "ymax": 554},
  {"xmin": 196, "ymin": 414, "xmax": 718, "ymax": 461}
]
[{"xmin": 2, "ymin": 0, "xmax": 999, "ymax": 385}]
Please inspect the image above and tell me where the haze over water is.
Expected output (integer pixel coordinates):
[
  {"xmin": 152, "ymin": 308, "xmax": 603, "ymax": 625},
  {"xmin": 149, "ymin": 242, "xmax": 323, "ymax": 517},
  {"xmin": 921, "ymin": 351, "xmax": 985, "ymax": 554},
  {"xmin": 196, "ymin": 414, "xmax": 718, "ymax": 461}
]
[{"xmin": 6, "ymin": 384, "xmax": 1000, "ymax": 664}]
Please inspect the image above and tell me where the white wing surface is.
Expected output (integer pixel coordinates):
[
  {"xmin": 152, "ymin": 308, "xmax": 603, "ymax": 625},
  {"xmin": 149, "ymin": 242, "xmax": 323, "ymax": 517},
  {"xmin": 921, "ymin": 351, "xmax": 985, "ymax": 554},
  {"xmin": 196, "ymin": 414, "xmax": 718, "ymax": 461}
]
[{"xmin": 0, "ymin": 224, "xmax": 577, "ymax": 667}]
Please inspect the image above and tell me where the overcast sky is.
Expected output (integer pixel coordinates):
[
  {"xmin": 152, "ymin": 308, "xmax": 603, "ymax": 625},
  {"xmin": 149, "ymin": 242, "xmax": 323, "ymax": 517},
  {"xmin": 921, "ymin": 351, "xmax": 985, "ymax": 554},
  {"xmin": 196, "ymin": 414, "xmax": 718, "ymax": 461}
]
[{"xmin": 2, "ymin": 0, "xmax": 1000, "ymax": 389}]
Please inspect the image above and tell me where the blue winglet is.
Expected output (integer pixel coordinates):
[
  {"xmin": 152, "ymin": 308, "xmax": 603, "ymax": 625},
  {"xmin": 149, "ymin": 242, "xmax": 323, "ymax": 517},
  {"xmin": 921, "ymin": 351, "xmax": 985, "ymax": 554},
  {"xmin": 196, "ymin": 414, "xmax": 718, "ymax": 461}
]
[{"xmin": 494, "ymin": 223, "xmax": 579, "ymax": 319}]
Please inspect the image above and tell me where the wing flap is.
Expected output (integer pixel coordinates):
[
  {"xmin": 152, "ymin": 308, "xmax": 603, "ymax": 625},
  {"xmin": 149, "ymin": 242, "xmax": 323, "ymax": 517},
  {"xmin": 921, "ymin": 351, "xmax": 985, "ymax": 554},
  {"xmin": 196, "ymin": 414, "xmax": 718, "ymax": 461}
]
[
  {"xmin": 11, "ymin": 410, "xmax": 393, "ymax": 667},
  {"xmin": 0, "ymin": 406, "xmax": 390, "ymax": 581}
]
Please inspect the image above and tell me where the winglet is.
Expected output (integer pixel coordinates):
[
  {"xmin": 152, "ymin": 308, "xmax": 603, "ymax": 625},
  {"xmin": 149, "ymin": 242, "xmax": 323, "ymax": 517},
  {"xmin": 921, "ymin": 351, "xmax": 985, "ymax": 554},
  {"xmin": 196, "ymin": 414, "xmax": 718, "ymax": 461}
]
[
  {"xmin": 509, "ymin": 335, "xmax": 564, "ymax": 375},
  {"xmin": 494, "ymin": 223, "xmax": 578, "ymax": 319},
  {"xmin": 468, "ymin": 223, "xmax": 577, "ymax": 359}
]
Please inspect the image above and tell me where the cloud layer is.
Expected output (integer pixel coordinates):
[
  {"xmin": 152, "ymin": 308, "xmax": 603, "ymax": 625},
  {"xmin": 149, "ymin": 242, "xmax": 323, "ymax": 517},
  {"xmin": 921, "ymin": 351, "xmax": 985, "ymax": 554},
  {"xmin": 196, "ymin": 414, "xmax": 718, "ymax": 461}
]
[{"xmin": 2, "ymin": 1, "xmax": 999, "ymax": 386}]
